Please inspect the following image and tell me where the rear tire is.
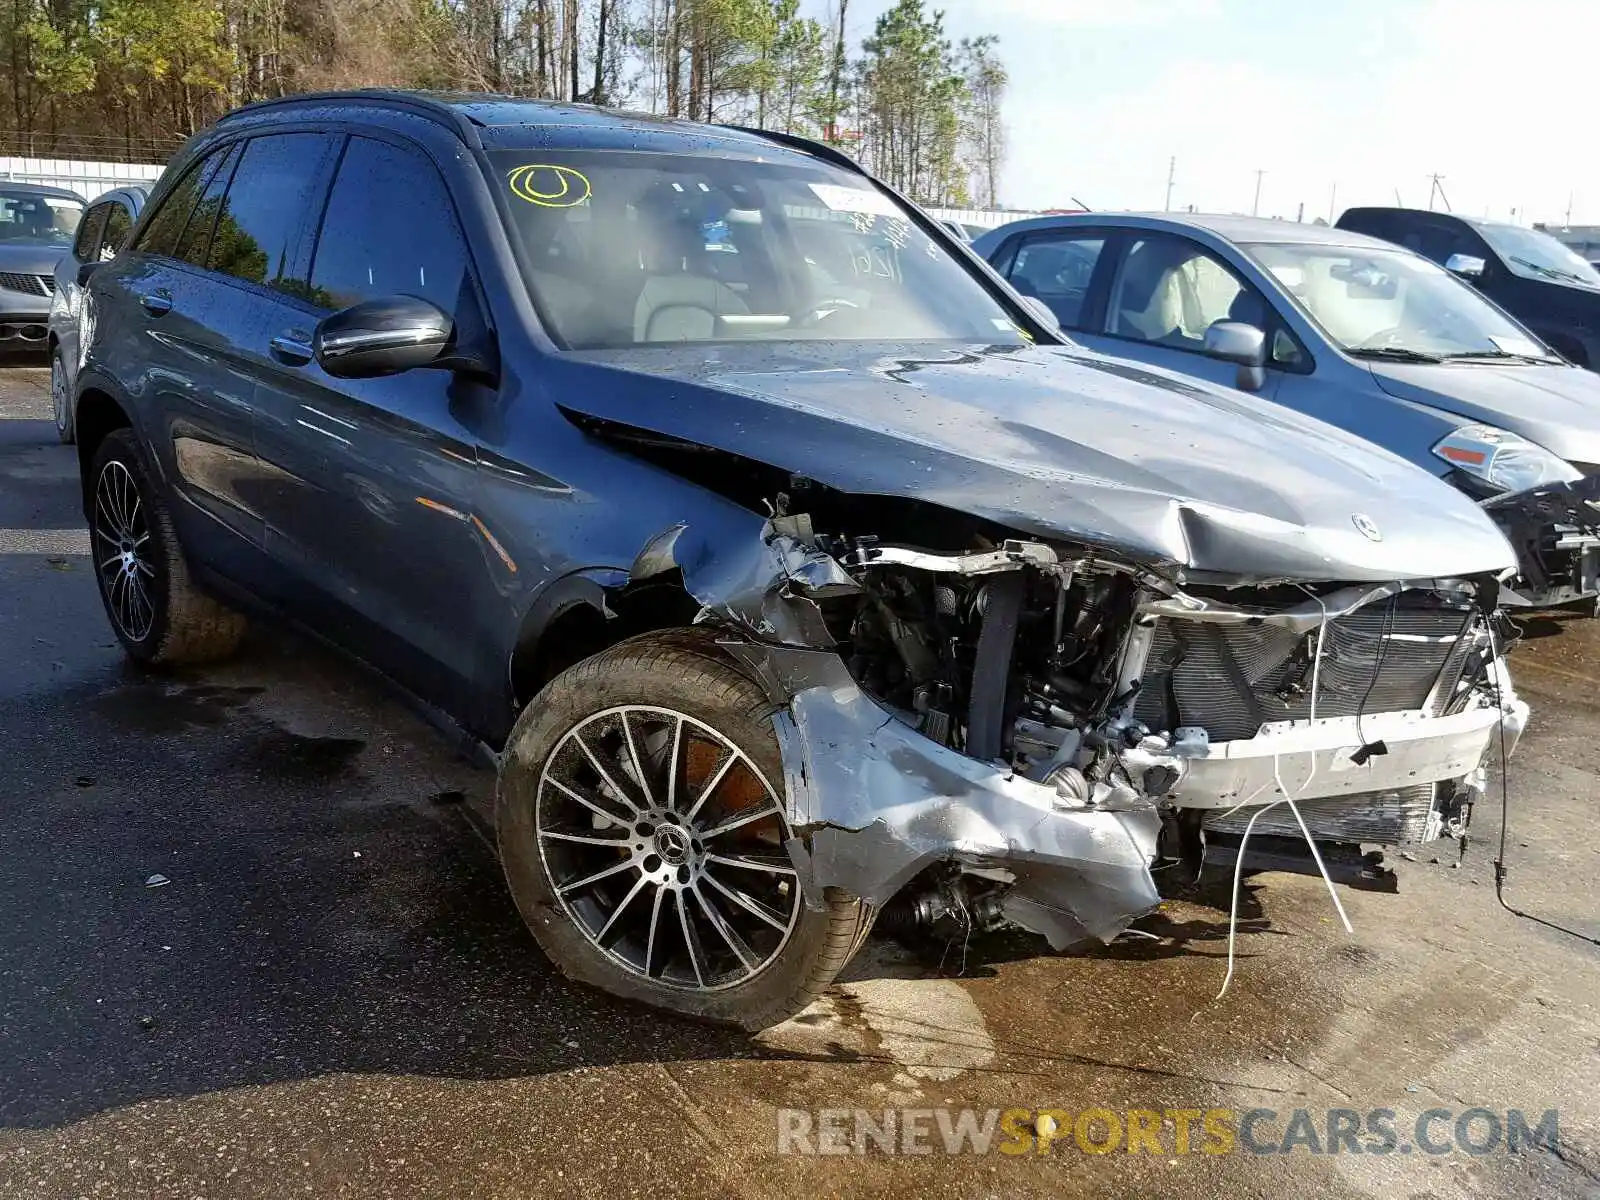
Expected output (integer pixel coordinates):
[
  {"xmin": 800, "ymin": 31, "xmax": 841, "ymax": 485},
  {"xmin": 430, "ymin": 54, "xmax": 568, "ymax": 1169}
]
[
  {"xmin": 88, "ymin": 428, "xmax": 246, "ymax": 665},
  {"xmin": 51, "ymin": 346, "xmax": 74, "ymax": 444},
  {"xmin": 497, "ymin": 634, "xmax": 867, "ymax": 1030}
]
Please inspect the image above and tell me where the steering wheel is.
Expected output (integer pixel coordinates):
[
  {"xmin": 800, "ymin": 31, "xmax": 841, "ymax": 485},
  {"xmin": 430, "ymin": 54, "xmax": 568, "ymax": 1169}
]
[
  {"xmin": 794, "ymin": 297, "xmax": 860, "ymax": 329},
  {"xmin": 1351, "ymin": 327, "xmax": 1406, "ymax": 351}
]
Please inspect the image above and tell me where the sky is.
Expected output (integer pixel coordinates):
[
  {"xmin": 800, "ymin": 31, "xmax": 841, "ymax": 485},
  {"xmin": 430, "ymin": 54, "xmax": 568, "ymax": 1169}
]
[{"xmin": 840, "ymin": 0, "xmax": 1599, "ymax": 227}]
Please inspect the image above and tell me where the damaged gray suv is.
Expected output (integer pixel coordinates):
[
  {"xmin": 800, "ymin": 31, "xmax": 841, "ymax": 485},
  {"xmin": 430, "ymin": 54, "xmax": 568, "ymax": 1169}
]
[{"xmin": 72, "ymin": 91, "xmax": 1529, "ymax": 1029}]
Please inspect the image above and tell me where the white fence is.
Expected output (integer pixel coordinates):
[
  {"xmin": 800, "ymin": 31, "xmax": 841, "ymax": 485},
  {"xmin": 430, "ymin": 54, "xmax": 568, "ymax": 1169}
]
[
  {"xmin": 1, "ymin": 156, "xmax": 1049, "ymax": 231},
  {"xmin": 927, "ymin": 206, "xmax": 1048, "ymax": 232},
  {"xmin": 1, "ymin": 157, "xmax": 164, "ymax": 201}
]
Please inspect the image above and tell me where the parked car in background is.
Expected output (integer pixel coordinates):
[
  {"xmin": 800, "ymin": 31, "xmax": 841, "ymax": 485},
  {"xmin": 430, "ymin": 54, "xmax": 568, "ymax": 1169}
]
[
  {"xmin": 1337, "ymin": 207, "xmax": 1600, "ymax": 373},
  {"xmin": 73, "ymin": 91, "xmax": 1528, "ymax": 1028},
  {"xmin": 49, "ymin": 185, "xmax": 147, "ymax": 443},
  {"xmin": 975, "ymin": 213, "xmax": 1600, "ymax": 606},
  {"xmin": 936, "ymin": 219, "xmax": 994, "ymax": 243},
  {"xmin": 0, "ymin": 182, "xmax": 85, "ymax": 353}
]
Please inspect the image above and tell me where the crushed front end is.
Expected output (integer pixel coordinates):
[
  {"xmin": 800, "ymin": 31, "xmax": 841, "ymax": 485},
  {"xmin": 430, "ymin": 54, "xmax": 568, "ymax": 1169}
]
[
  {"xmin": 660, "ymin": 516, "xmax": 1528, "ymax": 951},
  {"xmin": 1482, "ymin": 475, "xmax": 1600, "ymax": 607}
]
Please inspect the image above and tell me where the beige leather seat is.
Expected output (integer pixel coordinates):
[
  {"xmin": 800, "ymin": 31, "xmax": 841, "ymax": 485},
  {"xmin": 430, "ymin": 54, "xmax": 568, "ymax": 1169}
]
[
  {"xmin": 1111, "ymin": 242, "xmax": 1187, "ymax": 342},
  {"xmin": 633, "ymin": 275, "xmax": 749, "ymax": 342}
]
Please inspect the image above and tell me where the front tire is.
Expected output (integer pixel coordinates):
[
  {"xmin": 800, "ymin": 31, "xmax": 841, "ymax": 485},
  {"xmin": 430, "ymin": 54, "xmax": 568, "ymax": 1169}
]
[
  {"xmin": 497, "ymin": 635, "xmax": 868, "ymax": 1030},
  {"xmin": 88, "ymin": 428, "xmax": 246, "ymax": 665},
  {"xmin": 51, "ymin": 346, "xmax": 74, "ymax": 444}
]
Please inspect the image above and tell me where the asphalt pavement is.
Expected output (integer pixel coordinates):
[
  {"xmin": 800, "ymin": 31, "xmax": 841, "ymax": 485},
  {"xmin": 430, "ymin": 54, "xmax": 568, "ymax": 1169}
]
[{"xmin": 1, "ymin": 359, "xmax": 1597, "ymax": 1199}]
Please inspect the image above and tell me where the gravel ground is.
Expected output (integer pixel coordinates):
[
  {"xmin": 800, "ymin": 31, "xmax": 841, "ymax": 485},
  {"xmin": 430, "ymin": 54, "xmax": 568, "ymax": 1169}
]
[{"xmin": 2, "ymin": 359, "xmax": 1596, "ymax": 1199}]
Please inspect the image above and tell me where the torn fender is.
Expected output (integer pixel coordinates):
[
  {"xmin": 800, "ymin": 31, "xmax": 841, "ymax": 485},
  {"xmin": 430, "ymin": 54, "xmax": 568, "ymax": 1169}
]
[
  {"xmin": 630, "ymin": 516, "xmax": 861, "ymax": 648},
  {"xmin": 726, "ymin": 643, "xmax": 1162, "ymax": 950}
]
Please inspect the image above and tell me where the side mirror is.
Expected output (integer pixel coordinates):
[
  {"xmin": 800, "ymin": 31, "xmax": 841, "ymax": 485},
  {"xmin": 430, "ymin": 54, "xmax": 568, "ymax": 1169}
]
[
  {"xmin": 1203, "ymin": 320, "xmax": 1267, "ymax": 392},
  {"xmin": 1445, "ymin": 253, "xmax": 1486, "ymax": 281},
  {"xmin": 76, "ymin": 261, "xmax": 100, "ymax": 287},
  {"xmin": 313, "ymin": 296, "xmax": 453, "ymax": 379},
  {"xmin": 1018, "ymin": 295, "xmax": 1061, "ymax": 333}
]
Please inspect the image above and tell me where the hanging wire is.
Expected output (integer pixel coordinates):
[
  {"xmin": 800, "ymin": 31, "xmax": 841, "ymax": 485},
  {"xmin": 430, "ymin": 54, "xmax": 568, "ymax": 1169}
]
[
  {"xmin": 1487, "ymin": 627, "xmax": 1600, "ymax": 948},
  {"xmin": 1216, "ymin": 588, "xmax": 1355, "ymax": 1000}
]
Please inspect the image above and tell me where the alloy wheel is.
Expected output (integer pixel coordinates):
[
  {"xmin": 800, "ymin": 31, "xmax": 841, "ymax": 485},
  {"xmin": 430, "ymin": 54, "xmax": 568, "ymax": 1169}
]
[
  {"xmin": 93, "ymin": 460, "xmax": 157, "ymax": 642},
  {"xmin": 50, "ymin": 355, "xmax": 67, "ymax": 432},
  {"xmin": 536, "ymin": 705, "xmax": 802, "ymax": 992}
]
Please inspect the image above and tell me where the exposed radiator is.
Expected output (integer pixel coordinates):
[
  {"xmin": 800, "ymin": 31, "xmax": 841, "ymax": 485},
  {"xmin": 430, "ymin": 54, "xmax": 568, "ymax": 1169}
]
[
  {"xmin": 1133, "ymin": 601, "xmax": 1477, "ymax": 742},
  {"xmin": 1203, "ymin": 783, "xmax": 1440, "ymax": 845}
]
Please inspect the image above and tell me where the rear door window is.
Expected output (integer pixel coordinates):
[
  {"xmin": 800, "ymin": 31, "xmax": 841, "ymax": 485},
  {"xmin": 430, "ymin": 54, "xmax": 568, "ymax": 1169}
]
[
  {"xmin": 73, "ymin": 203, "xmax": 110, "ymax": 262},
  {"xmin": 100, "ymin": 201, "xmax": 135, "ymax": 261},
  {"xmin": 307, "ymin": 135, "xmax": 473, "ymax": 313},
  {"xmin": 1005, "ymin": 233, "xmax": 1105, "ymax": 329},
  {"xmin": 175, "ymin": 143, "xmax": 241, "ymax": 268},
  {"xmin": 207, "ymin": 132, "xmax": 339, "ymax": 293},
  {"xmin": 135, "ymin": 150, "xmax": 228, "ymax": 257}
]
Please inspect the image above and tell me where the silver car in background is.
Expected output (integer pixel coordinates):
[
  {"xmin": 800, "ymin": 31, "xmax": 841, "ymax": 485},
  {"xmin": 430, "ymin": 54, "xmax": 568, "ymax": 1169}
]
[
  {"xmin": 975, "ymin": 214, "xmax": 1600, "ymax": 606},
  {"xmin": 47, "ymin": 185, "xmax": 145, "ymax": 443},
  {"xmin": 0, "ymin": 183, "xmax": 85, "ymax": 354}
]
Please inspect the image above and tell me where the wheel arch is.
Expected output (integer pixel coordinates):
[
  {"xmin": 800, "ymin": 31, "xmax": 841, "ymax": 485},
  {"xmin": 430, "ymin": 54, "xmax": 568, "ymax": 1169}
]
[
  {"xmin": 72, "ymin": 384, "xmax": 135, "ymax": 508},
  {"xmin": 505, "ymin": 568, "xmax": 704, "ymax": 720}
]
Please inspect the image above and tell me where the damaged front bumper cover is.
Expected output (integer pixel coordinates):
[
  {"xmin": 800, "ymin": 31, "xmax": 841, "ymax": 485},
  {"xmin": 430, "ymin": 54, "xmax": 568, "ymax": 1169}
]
[
  {"xmin": 728, "ymin": 645, "xmax": 1163, "ymax": 951},
  {"xmin": 648, "ymin": 516, "xmax": 1524, "ymax": 953}
]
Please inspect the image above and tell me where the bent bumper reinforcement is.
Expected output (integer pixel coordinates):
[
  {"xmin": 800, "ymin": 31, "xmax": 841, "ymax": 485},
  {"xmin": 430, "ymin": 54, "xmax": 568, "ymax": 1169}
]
[{"xmin": 1137, "ymin": 700, "xmax": 1528, "ymax": 810}]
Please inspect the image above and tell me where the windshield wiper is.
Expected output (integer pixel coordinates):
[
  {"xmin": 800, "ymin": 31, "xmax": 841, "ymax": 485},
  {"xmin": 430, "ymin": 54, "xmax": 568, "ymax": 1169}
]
[
  {"xmin": 1508, "ymin": 254, "xmax": 1593, "ymax": 285},
  {"xmin": 1441, "ymin": 349, "xmax": 1561, "ymax": 364},
  {"xmin": 1345, "ymin": 346, "xmax": 1445, "ymax": 363}
]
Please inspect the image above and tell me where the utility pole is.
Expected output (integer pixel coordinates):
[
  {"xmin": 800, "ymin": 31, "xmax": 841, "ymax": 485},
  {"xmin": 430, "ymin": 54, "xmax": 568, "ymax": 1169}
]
[
  {"xmin": 1566, "ymin": 192, "xmax": 1574, "ymax": 228},
  {"xmin": 1425, "ymin": 173, "xmax": 1451, "ymax": 212},
  {"xmin": 1164, "ymin": 156, "xmax": 1176, "ymax": 211},
  {"xmin": 1296, "ymin": 201, "xmax": 1304, "ymax": 223},
  {"xmin": 1328, "ymin": 182, "xmax": 1337, "ymax": 224},
  {"xmin": 1252, "ymin": 169, "xmax": 1265, "ymax": 217}
]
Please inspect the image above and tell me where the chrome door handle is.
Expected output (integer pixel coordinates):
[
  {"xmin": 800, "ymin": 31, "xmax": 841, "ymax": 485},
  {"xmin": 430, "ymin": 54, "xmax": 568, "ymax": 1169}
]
[
  {"xmin": 270, "ymin": 334, "xmax": 313, "ymax": 365},
  {"xmin": 138, "ymin": 291, "xmax": 171, "ymax": 316}
]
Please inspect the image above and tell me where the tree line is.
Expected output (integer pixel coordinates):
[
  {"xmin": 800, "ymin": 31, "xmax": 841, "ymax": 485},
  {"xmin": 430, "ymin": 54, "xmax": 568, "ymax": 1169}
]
[{"xmin": 1, "ymin": 0, "xmax": 1008, "ymax": 206}]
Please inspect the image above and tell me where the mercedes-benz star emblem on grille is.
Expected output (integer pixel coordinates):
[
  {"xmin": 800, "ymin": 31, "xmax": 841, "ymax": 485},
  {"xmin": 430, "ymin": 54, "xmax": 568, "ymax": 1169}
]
[{"xmin": 1351, "ymin": 513, "xmax": 1382, "ymax": 542}]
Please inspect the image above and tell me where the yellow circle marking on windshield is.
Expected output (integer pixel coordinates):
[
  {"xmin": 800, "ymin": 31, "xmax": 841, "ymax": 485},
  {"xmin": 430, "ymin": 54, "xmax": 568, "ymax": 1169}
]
[{"xmin": 507, "ymin": 164, "xmax": 592, "ymax": 208}]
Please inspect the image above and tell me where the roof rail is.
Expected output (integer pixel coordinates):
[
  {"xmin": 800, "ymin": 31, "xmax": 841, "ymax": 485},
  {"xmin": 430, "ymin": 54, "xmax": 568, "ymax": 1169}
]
[
  {"xmin": 722, "ymin": 125, "xmax": 868, "ymax": 177},
  {"xmin": 216, "ymin": 90, "xmax": 481, "ymax": 145}
]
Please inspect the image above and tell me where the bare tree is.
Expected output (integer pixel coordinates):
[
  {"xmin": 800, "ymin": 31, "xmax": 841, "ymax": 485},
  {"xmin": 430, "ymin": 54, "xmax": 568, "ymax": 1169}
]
[{"xmin": 958, "ymin": 35, "xmax": 1005, "ymax": 207}]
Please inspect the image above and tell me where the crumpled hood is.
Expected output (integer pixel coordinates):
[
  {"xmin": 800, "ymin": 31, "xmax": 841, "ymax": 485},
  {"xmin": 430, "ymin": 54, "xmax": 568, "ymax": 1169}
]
[
  {"xmin": 563, "ymin": 341, "xmax": 1514, "ymax": 582},
  {"xmin": 0, "ymin": 242, "xmax": 69, "ymax": 278},
  {"xmin": 1368, "ymin": 359, "xmax": 1600, "ymax": 465}
]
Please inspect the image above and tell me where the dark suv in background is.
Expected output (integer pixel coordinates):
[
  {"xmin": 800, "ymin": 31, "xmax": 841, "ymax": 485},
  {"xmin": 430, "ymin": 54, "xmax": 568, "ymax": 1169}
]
[
  {"xmin": 1338, "ymin": 206, "xmax": 1600, "ymax": 371},
  {"xmin": 68, "ymin": 91, "xmax": 1529, "ymax": 1029}
]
